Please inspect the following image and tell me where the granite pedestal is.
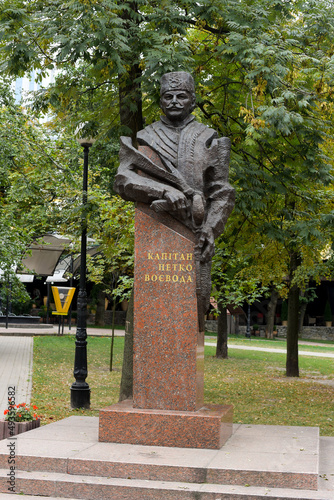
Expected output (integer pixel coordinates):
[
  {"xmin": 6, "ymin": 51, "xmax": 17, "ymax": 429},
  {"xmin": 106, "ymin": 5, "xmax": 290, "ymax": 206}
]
[
  {"xmin": 99, "ymin": 400, "xmax": 233, "ymax": 449},
  {"xmin": 99, "ymin": 204, "xmax": 233, "ymax": 449}
]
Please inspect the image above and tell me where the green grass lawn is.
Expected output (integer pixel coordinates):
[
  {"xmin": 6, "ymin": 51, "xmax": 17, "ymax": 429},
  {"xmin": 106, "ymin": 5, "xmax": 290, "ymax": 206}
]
[
  {"xmin": 32, "ymin": 335, "xmax": 334, "ymax": 436},
  {"xmin": 205, "ymin": 345, "xmax": 334, "ymax": 436},
  {"xmin": 32, "ymin": 335, "xmax": 124, "ymax": 423}
]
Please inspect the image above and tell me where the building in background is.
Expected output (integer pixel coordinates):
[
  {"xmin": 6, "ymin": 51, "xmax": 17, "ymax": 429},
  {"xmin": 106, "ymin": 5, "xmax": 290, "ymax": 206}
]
[{"xmin": 14, "ymin": 69, "xmax": 56, "ymax": 105}]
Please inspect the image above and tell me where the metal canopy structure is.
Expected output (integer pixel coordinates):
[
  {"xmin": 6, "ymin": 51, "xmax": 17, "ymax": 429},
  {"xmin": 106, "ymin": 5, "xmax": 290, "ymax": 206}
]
[
  {"xmin": 71, "ymin": 246, "xmax": 101, "ymax": 273},
  {"xmin": 2, "ymin": 233, "xmax": 101, "ymax": 283},
  {"xmin": 45, "ymin": 243, "xmax": 100, "ymax": 283},
  {"xmin": 21, "ymin": 234, "xmax": 72, "ymax": 277}
]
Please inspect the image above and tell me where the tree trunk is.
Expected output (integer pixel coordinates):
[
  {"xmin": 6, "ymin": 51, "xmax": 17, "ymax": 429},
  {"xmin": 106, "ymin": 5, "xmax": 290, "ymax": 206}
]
[
  {"xmin": 118, "ymin": 63, "xmax": 143, "ymax": 142},
  {"xmin": 94, "ymin": 289, "xmax": 106, "ymax": 326},
  {"xmin": 286, "ymin": 252, "xmax": 300, "ymax": 377},
  {"xmin": 117, "ymin": 59, "xmax": 142, "ymax": 394},
  {"xmin": 265, "ymin": 288, "xmax": 278, "ymax": 339},
  {"xmin": 119, "ymin": 291, "xmax": 134, "ymax": 402},
  {"xmin": 216, "ymin": 302, "xmax": 228, "ymax": 358},
  {"xmin": 117, "ymin": 4, "xmax": 144, "ymax": 400},
  {"xmin": 118, "ymin": 4, "xmax": 143, "ymax": 142}
]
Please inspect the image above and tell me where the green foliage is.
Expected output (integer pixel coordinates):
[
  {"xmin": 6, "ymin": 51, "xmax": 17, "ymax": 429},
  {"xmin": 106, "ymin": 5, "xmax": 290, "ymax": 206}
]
[
  {"xmin": 1, "ymin": 0, "xmax": 334, "ymax": 340},
  {"xmin": 85, "ymin": 194, "xmax": 135, "ymax": 299},
  {"xmin": 0, "ymin": 273, "xmax": 31, "ymax": 315},
  {"xmin": 0, "ymin": 79, "xmax": 133, "ymax": 300},
  {"xmin": 0, "ymin": 0, "xmax": 196, "ymax": 137},
  {"xmin": 112, "ymin": 275, "xmax": 134, "ymax": 302},
  {"xmin": 11, "ymin": 295, "xmax": 32, "ymax": 315},
  {"xmin": 211, "ymin": 245, "xmax": 269, "ymax": 308},
  {"xmin": 4, "ymin": 403, "xmax": 39, "ymax": 422},
  {"xmin": 0, "ymin": 80, "xmax": 84, "ymax": 262},
  {"xmin": 193, "ymin": 1, "xmax": 334, "ymax": 339}
]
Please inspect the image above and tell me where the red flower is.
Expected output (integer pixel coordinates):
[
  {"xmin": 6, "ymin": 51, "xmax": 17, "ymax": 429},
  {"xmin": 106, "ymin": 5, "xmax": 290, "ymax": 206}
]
[
  {"xmin": 3, "ymin": 410, "xmax": 8, "ymax": 415},
  {"xmin": 33, "ymin": 405, "xmax": 38, "ymax": 410}
]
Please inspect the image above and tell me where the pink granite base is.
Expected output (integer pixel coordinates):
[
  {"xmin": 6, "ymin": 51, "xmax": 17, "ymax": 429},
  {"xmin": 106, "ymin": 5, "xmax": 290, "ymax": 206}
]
[
  {"xmin": 99, "ymin": 399, "xmax": 233, "ymax": 449},
  {"xmin": 133, "ymin": 205, "xmax": 203, "ymax": 412}
]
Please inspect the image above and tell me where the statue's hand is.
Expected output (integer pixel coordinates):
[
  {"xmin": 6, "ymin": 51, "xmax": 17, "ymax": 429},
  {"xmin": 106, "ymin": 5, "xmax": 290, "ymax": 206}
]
[
  {"xmin": 196, "ymin": 227, "xmax": 215, "ymax": 263},
  {"xmin": 163, "ymin": 189, "xmax": 190, "ymax": 219}
]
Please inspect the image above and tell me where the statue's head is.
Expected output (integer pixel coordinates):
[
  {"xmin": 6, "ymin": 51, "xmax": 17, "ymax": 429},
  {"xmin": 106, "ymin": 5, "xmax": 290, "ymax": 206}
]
[{"xmin": 160, "ymin": 71, "xmax": 196, "ymax": 124}]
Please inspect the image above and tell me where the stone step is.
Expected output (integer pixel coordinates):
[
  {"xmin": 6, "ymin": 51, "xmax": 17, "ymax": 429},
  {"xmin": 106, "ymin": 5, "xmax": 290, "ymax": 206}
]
[
  {"xmin": 0, "ymin": 494, "xmax": 77, "ymax": 500},
  {"xmin": 0, "ymin": 417, "xmax": 331, "ymax": 499},
  {"xmin": 0, "ymin": 452, "xmax": 319, "ymax": 491},
  {"xmin": 0, "ymin": 418, "xmax": 320, "ymax": 491},
  {"xmin": 0, "ymin": 468, "xmax": 333, "ymax": 500}
]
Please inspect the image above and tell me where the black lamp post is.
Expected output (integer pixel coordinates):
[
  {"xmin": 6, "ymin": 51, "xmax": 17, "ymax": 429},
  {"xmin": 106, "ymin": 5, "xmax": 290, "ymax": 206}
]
[{"xmin": 70, "ymin": 137, "xmax": 94, "ymax": 409}]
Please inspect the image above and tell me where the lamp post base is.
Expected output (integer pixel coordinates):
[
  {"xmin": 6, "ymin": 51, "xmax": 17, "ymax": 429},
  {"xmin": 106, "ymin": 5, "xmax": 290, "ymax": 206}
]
[{"xmin": 70, "ymin": 383, "xmax": 90, "ymax": 409}]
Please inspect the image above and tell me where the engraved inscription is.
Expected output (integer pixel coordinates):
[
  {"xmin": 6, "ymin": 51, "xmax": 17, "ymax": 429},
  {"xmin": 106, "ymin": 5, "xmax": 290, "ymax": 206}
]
[
  {"xmin": 144, "ymin": 252, "xmax": 193, "ymax": 284},
  {"xmin": 148, "ymin": 252, "xmax": 193, "ymax": 261}
]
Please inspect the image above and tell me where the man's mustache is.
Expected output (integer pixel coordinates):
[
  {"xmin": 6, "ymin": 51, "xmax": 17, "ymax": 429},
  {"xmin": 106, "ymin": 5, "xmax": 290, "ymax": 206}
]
[{"xmin": 166, "ymin": 103, "xmax": 183, "ymax": 109}]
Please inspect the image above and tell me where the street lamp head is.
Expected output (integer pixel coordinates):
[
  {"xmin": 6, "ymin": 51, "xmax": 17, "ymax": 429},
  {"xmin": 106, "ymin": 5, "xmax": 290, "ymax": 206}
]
[
  {"xmin": 76, "ymin": 137, "xmax": 96, "ymax": 148},
  {"xmin": 75, "ymin": 123, "xmax": 97, "ymax": 147}
]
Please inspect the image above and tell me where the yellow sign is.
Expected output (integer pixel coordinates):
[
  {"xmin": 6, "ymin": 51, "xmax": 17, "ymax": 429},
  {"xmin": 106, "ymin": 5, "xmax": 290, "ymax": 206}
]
[{"xmin": 51, "ymin": 286, "xmax": 75, "ymax": 315}]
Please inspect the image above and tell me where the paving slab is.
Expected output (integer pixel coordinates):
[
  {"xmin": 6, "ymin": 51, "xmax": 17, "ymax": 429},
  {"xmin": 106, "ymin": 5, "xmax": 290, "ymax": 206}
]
[
  {"xmin": 0, "ymin": 469, "xmax": 333, "ymax": 500},
  {"xmin": 318, "ymin": 436, "xmax": 334, "ymax": 491}
]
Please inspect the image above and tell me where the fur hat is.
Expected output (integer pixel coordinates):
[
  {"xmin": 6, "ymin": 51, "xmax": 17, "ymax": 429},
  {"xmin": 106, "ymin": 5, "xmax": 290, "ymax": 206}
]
[{"xmin": 160, "ymin": 72, "xmax": 195, "ymax": 96}]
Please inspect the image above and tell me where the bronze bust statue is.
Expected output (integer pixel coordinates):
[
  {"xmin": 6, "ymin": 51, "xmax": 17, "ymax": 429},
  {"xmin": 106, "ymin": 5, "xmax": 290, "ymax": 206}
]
[{"xmin": 114, "ymin": 71, "xmax": 235, "ymax": 325}]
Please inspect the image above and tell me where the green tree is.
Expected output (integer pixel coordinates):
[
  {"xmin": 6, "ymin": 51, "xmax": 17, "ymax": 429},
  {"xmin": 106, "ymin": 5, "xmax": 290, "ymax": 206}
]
[
  {"xmin": 2, "ymin": 0, "xmax": 334, "ymax": 380},
  {"xmin": 0, "ymin": 80, "xmax": 74, "ymax": 263},
  {"xmin": 189, "ymin": 1, "xmax": 334, "ymax": 376}
]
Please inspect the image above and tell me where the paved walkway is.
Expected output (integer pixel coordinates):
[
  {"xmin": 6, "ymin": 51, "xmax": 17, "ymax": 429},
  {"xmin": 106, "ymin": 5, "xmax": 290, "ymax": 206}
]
[
  {"xmin": 0, "ymin": 325, "xmax": 125, "ymax": 337},
  {"xmin": 204, "ymin": 341, "xmax": 334, "ymax": 358},
  {"xmin": 0, "ymin": 337, "xmax": 33, "ymax": 417}
]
